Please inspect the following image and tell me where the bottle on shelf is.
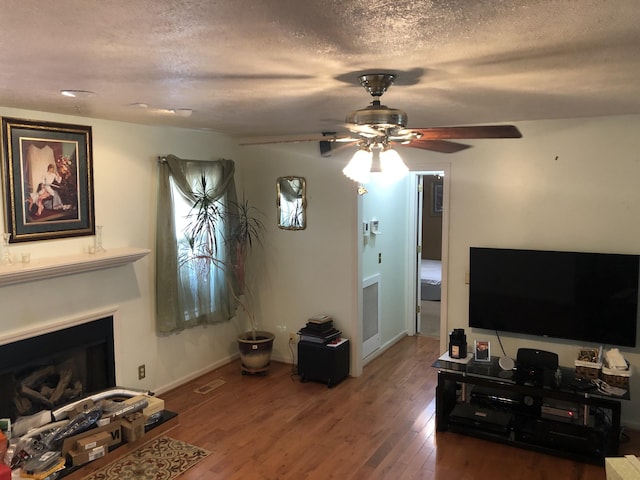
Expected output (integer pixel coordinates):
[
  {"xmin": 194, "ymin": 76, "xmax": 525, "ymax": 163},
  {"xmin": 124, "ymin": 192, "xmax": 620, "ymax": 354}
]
[
  {"xmin": 1, "ymin": 233, "xmax": 11, "ymax": 265},
  {"xmin": 94, "ymin": 225, "xmax": 106, "ymax": 253},
  {"xmin": 448, "ymin": 329, "xmax": 467, "ymax": 359}
]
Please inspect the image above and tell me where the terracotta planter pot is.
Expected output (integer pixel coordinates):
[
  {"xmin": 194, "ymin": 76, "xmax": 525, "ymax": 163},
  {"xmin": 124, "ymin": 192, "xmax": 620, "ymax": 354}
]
[{"xmin": 237, "ymin": 331, "xmax": 275, "ymax": 375}]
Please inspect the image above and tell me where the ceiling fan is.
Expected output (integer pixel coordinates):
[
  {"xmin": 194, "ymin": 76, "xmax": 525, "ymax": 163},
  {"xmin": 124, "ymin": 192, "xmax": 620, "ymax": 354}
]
[{"xmin": 240, "ymin": 72, "xmax": 522, "ymax": 155}]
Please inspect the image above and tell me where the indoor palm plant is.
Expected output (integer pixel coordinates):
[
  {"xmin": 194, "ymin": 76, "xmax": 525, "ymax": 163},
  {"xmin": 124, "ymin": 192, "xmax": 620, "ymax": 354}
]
[{"xmin": 183, "ymin": 175, "xmax": 274, "ymax": 374}]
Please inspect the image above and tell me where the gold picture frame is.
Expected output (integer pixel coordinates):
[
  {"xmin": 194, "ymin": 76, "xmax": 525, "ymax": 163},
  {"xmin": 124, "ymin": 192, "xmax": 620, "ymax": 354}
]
[{"xmin": 1, "ymin": 117, "xmax": 94, "ymax": 242}]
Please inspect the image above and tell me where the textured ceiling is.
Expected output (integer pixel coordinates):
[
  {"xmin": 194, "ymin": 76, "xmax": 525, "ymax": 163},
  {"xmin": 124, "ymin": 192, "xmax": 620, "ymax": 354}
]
[{"xmin": 0, "ymin": 0, "xmax": 639, "ymax": 140}]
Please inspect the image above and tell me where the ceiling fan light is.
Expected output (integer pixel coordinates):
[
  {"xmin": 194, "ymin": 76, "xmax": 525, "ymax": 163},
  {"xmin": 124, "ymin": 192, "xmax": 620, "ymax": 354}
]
[
  {"xmin": 343, "ymin": 149, "xmax": 372, "ymax": 184},
  {"xmin": 380, "ymin": 148, "xmax": 409, "ymax": 182},
  {"xmin": 60, "ymin": 89, "xmax": 95, "ymax": 98},
  {"xmin": 174, "ymin": 108, "xmax": 193, "ymax": 117}
]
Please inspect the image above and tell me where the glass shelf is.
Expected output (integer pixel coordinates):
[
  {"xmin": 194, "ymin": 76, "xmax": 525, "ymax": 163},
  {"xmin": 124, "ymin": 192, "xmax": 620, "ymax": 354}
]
[{"xmin": 0, "ymin": 247, "xmax": 150, "ymax": 286}]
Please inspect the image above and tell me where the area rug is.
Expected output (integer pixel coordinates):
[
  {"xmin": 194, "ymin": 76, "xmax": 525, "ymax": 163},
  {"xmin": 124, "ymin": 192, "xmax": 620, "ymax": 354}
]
[{"xmin": 82, "ymin": 435, "xmax": 210, "ymax": 480}]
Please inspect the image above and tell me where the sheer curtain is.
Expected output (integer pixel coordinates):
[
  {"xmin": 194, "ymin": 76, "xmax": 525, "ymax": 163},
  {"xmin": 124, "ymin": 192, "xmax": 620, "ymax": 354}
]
[{"xmin": 156, "ymin": 154, "xmax": 239, "ymax": 334}]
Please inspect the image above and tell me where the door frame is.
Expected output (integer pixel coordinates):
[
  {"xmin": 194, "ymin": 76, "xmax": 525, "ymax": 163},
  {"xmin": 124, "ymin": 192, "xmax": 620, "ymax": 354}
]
[{"xmin": 406, "ymin": 164, "xmax": 450, "ymax": 347}]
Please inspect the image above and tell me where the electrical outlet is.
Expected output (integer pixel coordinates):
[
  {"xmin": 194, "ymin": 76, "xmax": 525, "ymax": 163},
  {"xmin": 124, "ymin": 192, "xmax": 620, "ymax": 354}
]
[
  {"xmin": 138, "ymin": 364, "xmax": 146, "ymax": 380},
  {"xmin": 289, "ymin": 332, "xmax": 297, "ymax": 343}
]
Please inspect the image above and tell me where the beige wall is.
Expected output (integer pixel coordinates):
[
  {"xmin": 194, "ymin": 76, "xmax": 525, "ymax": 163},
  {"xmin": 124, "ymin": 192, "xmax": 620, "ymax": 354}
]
[
  {"xmin": 0, "ymin": 106, "xmax": 243, "ymax": 394},
  {"xmin": 355, "ymin": 114, "xmax": 640, "ymax": 427},
  {"xmin": 236, "ymin": 142, "xmax": 359, "ymax": 370},
  {"xmin": 441, "ymin": 115, "xmax": 640, "ymax": 428},
  {"xmin": 2, "ymin": 105, "xmax": 640, "ymax": 429}
]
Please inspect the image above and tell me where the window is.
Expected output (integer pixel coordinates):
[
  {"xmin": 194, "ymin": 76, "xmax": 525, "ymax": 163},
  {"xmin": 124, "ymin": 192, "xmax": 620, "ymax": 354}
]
[
  {"xmin": 156, "ymin": 156, "xmax": 238, "ymax": 334},
  {"xmin": 171, "ymin": 178, "xmax": 227, "ymax": 321}
]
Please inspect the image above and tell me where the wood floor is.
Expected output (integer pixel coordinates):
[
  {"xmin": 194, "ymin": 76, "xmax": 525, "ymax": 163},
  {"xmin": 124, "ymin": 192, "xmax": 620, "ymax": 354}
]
[{"xmin": 96, "ymin": 336, "xmax": 637, "ymax": 479}]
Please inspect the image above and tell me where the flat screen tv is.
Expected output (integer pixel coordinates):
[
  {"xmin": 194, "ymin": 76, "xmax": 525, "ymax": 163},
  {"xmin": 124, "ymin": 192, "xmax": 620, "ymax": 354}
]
[{"xmin": 468, "ymin": 247, "xmax": 639, "ymax": 347}]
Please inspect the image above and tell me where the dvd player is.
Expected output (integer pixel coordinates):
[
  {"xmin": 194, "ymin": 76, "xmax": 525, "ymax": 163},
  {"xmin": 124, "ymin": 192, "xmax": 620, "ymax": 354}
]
[
  {"xmin": 449, "ymin": 403, "xmax": 513, "ymax": 435},
  {"xmin": 541, "ymin": 400, "xmax": 581, "ymax": 423},
  {"xmin": 470, "ymin": 386, "xmax": 521, "ymax": 408}
]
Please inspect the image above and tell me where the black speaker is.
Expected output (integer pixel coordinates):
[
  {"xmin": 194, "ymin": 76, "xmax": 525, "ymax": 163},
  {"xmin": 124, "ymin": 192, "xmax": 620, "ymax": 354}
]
[
  {"xmin": 319, "ymin": 140, "xmax": 332, "ymax": 157},
  {"xmin": 516, "ymin": 348, "xmax": 558, "ymax": 370},
  {"xmin": 516, "ymin": 348, "xmax": 559, "ymax": 387},
  {"xmin": 319, "ymin": 132, "xmax": 336, "ymax": 157}
]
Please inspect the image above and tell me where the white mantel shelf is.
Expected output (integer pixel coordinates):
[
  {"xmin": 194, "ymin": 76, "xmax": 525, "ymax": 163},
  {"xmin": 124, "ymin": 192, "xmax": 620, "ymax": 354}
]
[{"xmin": 0, "ymin": 247, "xmax": 150, "ymax": 286}]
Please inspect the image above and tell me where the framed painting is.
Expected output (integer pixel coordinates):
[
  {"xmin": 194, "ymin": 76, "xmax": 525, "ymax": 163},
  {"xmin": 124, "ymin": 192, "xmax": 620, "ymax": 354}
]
[
  {"xmin": 1, "ymin": 117, "xmax": 94, "ymax": 243},
  {"xmin": 431, "ymin": 181, "xmax": 443, "ymax": 216}
]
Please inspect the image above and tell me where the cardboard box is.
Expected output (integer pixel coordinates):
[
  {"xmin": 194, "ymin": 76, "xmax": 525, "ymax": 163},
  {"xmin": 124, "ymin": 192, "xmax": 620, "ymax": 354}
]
[
  {"xmin": 606, "ymin": 455, "xmax": 640, "ymax": 480},
  {"xmin": 69, "ymin": 445, "xmax": 106, "ymax": 466},
  {"xmin": 75, "ymin": 430, "xmax": 111, "ymax": 451},
  {"xmin": 124, "ymin": 394, "xmax": 165, "ymax": 419},
  {"xmin": 121, "ymin": 412, "xmax": 145, "ymax": 443},
  {"xmin": 61, "ymin": 420, "xmax": 122, "ymax": 456}
]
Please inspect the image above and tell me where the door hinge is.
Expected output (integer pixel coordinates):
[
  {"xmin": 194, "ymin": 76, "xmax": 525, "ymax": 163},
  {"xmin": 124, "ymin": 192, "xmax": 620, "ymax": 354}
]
[
  {"xmin": 417, "ymin": 245, "xmax": 422, "ymax": 254},
  {"xmin": 418, "ymin": 183, "xmax": 423, "ymax": 193},
  {"xmin": 417, "ymin": 305, "xmax": 421, "ymax": 314}
]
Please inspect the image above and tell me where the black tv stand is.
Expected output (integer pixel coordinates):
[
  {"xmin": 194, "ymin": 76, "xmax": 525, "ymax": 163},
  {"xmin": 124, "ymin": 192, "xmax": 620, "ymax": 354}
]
[{"xmin": 432, "ymin": 355, "xmax": 629, "ymax": 464}]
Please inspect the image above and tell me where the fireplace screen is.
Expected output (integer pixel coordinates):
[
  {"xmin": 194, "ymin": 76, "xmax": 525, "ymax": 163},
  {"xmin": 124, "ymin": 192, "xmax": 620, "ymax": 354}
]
[{"xmin": 0, "ymin": 317, "xmax": 116, "ymax": 421}]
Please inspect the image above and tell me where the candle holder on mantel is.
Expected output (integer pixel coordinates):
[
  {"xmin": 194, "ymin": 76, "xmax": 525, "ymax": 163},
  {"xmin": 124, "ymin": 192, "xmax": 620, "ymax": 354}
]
[
  {"xmin": 1, "ymin": 233, "xmax": 12, "ymax": 265},
  {"xmin": 94, "ymin": 225, "xmax": 106, "ymax": 253}
]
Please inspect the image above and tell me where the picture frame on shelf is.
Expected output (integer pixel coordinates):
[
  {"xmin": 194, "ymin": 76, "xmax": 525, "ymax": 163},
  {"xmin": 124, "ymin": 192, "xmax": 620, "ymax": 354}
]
[
  {"xmin": 474, "ymin": 340, "xmax": 491, "ymax": 362},
  {"xmin": 1, "ymin": 117, "xmax": 95, "ymax": 243}
]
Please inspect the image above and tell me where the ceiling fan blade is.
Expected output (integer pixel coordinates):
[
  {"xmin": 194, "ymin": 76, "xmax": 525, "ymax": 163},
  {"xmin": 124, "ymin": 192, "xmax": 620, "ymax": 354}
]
[
  {"xmin": 319, "ymin": 131, "xmax": 361, "ymax": 157},
  {"xmin": 399, "ymin": 139, "xmax": 471, "ymax": 154},
  {"xmin": 329, "ymin": 142, "xmax": 360, "ymax": 156},
  {"xmin": 409, "ymin": 125, "xmax": 522, "ymax": 140},
  {"xmin": 238, "ymin": 133, "xmax": 357, "ymax": 146}
]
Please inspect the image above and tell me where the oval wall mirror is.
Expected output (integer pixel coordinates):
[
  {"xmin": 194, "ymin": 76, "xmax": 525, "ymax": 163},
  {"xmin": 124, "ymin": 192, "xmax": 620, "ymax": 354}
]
[{"xmin": 277, "ymin": 176, "xmax": 306, "ymax": 230}]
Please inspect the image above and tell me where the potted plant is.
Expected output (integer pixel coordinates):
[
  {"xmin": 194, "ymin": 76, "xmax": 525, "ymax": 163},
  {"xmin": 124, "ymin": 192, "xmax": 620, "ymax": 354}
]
[{"xmin": 183, "ymin": 175, "xmax": 274, "ymax": 374}]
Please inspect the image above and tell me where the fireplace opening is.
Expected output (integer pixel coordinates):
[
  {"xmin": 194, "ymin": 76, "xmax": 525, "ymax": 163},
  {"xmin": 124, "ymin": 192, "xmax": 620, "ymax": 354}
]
[{"xmin": 0, "ymin": 316, "xmax": 116, "ymax": 422}]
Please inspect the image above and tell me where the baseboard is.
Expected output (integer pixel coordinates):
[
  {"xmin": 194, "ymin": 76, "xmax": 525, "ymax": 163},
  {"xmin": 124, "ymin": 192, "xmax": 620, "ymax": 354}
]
[
  {"xmin": 271, "ymin": 349, "xmax": 295, "ymax": 364},
  {"xmin": 363, "ymin": 331, "xmax": 408, "ymax": 366},
  {"xmin": 154, "ymin": 352, "xmax": 240, "ymax": 396},
  {"xmin": 154, "ymin": 347, "xmax": 295, "ymax": 396}
]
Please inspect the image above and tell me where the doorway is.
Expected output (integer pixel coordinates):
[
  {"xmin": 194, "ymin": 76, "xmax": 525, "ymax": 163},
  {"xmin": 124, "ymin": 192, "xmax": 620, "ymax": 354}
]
[
  {"xmin": 418, "ymin": 174, "xmax": 444, "ymax": 338},
  {"xmin": 408, "ymin": 166, "xmax": 449, "ymax": 350}
]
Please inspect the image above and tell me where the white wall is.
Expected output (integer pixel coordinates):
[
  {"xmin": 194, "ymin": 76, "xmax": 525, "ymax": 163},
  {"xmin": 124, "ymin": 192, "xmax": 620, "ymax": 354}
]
[
  {"xmin": 0, "ymin": 106, "xmax": 242, "ymax": 394},
  {"xmin": 236, "ymin": 143, "xmax": 360, "ymax": 370},
  {"xmin": 2, "ymin": 105, "xmax": 640, "ymax": 428},
  {"xmin": 438, "ymin": 115, "xmax": 640, "ymax": 427},
  {"xmin": 362, "ymin": 175, "xmax": 412, "ymax": 351},
  {"xmin": 324, "ymin": 114, "xmax": 640, "ymax": 427}
]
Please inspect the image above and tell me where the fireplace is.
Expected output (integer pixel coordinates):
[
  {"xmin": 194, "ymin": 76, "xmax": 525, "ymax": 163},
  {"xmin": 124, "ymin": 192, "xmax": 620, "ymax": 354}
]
[{"xmin": 0, "ymin": 316, "xmax": 116, "ymax": 422}]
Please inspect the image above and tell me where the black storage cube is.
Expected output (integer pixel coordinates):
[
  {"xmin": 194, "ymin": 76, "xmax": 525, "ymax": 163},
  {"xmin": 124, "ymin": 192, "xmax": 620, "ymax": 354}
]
[{"xmin": 298, "ymin": 340, "xmax": 350, "ymax": 387}]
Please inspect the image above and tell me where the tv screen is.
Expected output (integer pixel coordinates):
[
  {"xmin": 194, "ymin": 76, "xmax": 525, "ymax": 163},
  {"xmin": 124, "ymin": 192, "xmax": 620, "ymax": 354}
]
[{"xmin": 468, "ymin": 247, "xmax": 639, "ymax": 347}]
